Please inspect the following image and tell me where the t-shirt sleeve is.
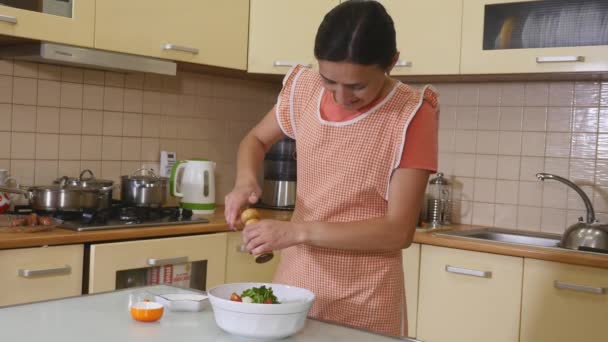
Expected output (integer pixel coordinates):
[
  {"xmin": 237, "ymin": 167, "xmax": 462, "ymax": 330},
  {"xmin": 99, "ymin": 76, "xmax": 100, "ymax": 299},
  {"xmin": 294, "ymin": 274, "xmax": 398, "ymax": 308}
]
[
  {"xmin": 399, "ymin": 101, "xmax": 438, "ymax": 172},
  {"xmin": 275, "ymin": 65, "xmax": 307, "ymax": 139}
]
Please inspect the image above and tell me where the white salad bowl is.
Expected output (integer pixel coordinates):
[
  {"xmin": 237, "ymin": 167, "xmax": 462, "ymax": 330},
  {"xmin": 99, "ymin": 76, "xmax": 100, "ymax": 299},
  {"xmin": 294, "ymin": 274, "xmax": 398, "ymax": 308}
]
[{"xmin": 207, "ymin": 282, "xmax": 315, "ymax": 340}]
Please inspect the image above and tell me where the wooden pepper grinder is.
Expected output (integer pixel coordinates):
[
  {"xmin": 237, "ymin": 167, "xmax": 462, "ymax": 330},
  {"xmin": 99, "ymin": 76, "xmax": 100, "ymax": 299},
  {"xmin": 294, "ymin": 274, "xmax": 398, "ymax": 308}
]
[{"xmin": 241, "ymin": 208, "xmax": 274, "ymax": 264}]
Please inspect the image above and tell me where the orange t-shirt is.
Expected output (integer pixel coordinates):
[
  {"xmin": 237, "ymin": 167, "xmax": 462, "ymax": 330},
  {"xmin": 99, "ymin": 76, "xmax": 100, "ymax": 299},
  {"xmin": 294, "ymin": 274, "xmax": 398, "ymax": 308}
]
[{"xmin": 320, "ymin": 89, "xmax": 438, "ymax": 172}]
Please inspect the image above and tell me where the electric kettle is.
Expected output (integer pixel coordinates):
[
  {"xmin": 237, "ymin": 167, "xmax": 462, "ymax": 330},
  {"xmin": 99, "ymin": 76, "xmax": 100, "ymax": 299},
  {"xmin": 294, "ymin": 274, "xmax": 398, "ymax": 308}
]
[{"xmin": 170, "ymin": 159, "xmax": 216, "ymax": 214}]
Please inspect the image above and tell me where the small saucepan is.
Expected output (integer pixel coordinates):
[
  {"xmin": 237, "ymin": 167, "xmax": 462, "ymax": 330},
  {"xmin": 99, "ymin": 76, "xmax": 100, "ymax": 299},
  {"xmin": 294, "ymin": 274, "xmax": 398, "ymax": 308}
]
[{"xmin": 121, "ymin": 168, "xmax": 169, "ymax": 207}]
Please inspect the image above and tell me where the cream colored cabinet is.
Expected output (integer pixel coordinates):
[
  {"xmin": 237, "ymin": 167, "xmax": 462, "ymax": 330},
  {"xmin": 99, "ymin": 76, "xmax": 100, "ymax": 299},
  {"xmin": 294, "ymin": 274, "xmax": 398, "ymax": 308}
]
[
  {"xmin": 95, "ymin": 1, "xmax": 249, "ymax": 70},
  {"xmin": 248, "ymin": 0, "xmax": 339, "ymax": 74},
  {"xmin": 377, "ymin": 1, "xmax": 463, "ymax": 75},
  {"xmin": 225, "ymin": 231, "xmax": 280, "ymax": 283},
  {"xmin": 0, "ymin": 1, "xmax": 94, "ymax": 47},
  {"xmin": 461, "ymin": 0, "xmax": 608, "ymax": 74},
  {"xmin": 0, "ymin": 245, "xmax": 84, "ymax": 307},
  {"xmin": 417, "ymin": 245, "xmax": 523, "ymax": 342},
  {"xmin": 520, "ymin": 259, "xmax": 608, "ymax": 342},
  {"xmin": 88, "ymin": 234, "xmax": 227, "ymax": 293},
  {"xmin": 403, "ymin": 243, "xmax": 420, "ymax": 338}
]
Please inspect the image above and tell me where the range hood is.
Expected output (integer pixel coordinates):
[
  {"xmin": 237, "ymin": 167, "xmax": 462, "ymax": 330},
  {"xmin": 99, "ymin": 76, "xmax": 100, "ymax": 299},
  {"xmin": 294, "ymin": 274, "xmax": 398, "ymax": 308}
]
[{"xmin": 0, "ymin": 42, "xmax": 177, "ymax": 76}]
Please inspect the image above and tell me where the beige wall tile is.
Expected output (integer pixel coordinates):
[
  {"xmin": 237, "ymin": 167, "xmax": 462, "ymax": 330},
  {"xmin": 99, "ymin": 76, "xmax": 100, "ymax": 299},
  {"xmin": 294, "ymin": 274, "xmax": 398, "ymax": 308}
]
[
  {"xmin": 544, "ymin": 157, "xmax": 570, "ymax": 177},
  {"xmin": 599, "ymin": 108, "xmax": 608, "ymax": 134},
  {"xmin": 81, "ymin": 135, "xmax": 103, "ymax": 160},
  {"xmin": 60, "ymin": 82, "xmax": 83, "ymax": 108},
  {"xmin": 596, "ymin": 160, "xmax": 608, "ymax": 186},
  {"xmin": 437, "ymin": 153, "xmax": 454, "ymax": 175},
  {"xmin": 478, "ymin": 83, "xmax": 501, "ymax": 106},
  {"xmin": 454, "ymin": 130, "xmax": 476, "ymax": 153},
  {"xmin": 472, "ymin": 202, "xmax": 495, "ymax": 226},
  {"xmin": 570, "ymin": 133, "xmax": 597, "ymax": 159},
  {"xmin": 144, "ymin": 74, "xmax": 163, "ymax": 91},
  {"xmin": 540, "ymin": 208, "xmax": 567, "ymax": 234},
  {"xmin": 522, "ymin": 107, "xmax": 547, "ymax": 131},
  {"xmin": 0, "ymin": 104, "xmax": 11, "ymax": 131},
  {"xmin": 518, "ymin": 181, "xmax": 543, "ymax": 206},
  {"xmin": 524, "ymin": 82, "xmax": 549, "ymax": 106},
  {"xmin": 569, "ymin": 158, "xmax": 596, "ymax": 183},
  {"xmin": 102, "ymin": 136, "xmax": 122, "ymax": 160},
  {"xmin": 572, "ymin": 107, "xmax": 598, "ymax": 133},
  {"xmin": 105, "ymin": 72, "xmax": 125, "ymax": 87},
  {"xmin": 161, "ymin": 93, "xmax": 178, "ymax": 116},
  {"xmin": 517, "ymin": 206, "xmax": 541, "ymax": 231},
  {"xmin": 0, "ymin": 132, "xmax": 10, "ymax": 158},
  {"xmin": 36, "ymin": 107, "xmax": 59, "ymax": 133},
  {"xmin": 177, "ymin": 95, "xmax": 196, "ymax": 117},
  {"xmin": 38, "ymin": 64, "xmax": 61, "ymax": 81},
  {"xmin": 453, "ymin": 153, "xmax": 476, "ymax": 177},
  {"xmin": 0, "ymin": 59, "xmax": 13, "ymax": 75},
  {"xmin": 598, "ymin": 134, "xmax": 608, "ymax": 159},
  {"xmin": 520, "ymin": 157, "xmax": 545, "ymax": 181},
  {"xmin": 12, "ymin": 77, "xmax": 37, "ymax": 105},
  {"xmin": 61, "ymin": 67, "xmax": 84, "ymax": 83},
  {"xmin": 452, "ymin": 177, "xmax": 474, "ymax": 201},
  {"xmin": 35, "ymin": 133, "xmax": 59, "ymax": 159},
  {"xmin": 11, "ymin": 160, "xmax": 35, "ymax": 185},
  {"xmin": 83, "ymin": 70, "xmax": 105, "ymax": 85},
  {"xmin": 58, "ymin": 160, "xmax": 81, "ymax": 177},
  {"xmin": 60, "ymin": 108, "xmax": 82, "ymax": 134},
  {"xmin": 177, "ymin": 139, "xmax": 193, "ymax": 160},
  {"xmin": 499, "ymin": 107, "xmax": 523, "ymax": 131},
  {"xmin": 80, "ymin": 161, "xmax": 102, "ymax": 177},
  {"xmin": 59, "ymin": 135, "xmax": 81, "ymax": 160},
  {"xmin": 121, "ymin": 161, "xmax": 141, "ymax": 176},
  {"xmin": 473, "ymin": 178, "xmax": 496, "ymax": 202},
  {"xmin": 501, "ymin": 83, "xmax": 525, "ymax": 106},
  {"xmin": 125, "ymin": 73, "xmax": 144, "ymax": 89},
  {"xmin": 104, "ymin": 87, "xmax": 124, "ymax": 112},
  {"xmin": 143, "ymin": 91, "xmax": 162, "ymax": 114},
  {"xmin": 438, "ymin": 130, "xmax": 455, "ymax": 153},
  {"xmin": 142, "ymin": 114, "xmax": 161, "ymax": 137},
  {"xmin": 141, "ymin": 138, "xmax": 160, "ymax": 161},
  {"xmin": 37, "ymin": 80, "xmax": 61, "ymax": 107},
  {"xmin": 34, "ymin": 160, "xmax": 58, "ymax": 185},
  {"xmin": 452, "ymin": 200, "xmax": 472, "ymax": 224},
  {"xmin": 122, "ymin": 137, "xmax": 141, "ymax": 161},
  {"xmin": 123, "ymin": 113, "xmax": 142, "ymax": 137},
  {"xmin": 124, "ymin": 89, "xmax": 143, "ymax": 113},
  {"xmin": 0, "ymin": 75, "xmax": 12, "ymax": 103},
  {"xmin": 12, "ymin": 105, "xmax": 36, "ymax": 132},
  {"xmin": 574, "ymin": 81, "xmax": 600, "ymax": 107},
  {"xmin": 101, "ymin": 161, "xmax": 122, "ymax": 184},
  {"xmin": 83, "ymin": 85, "xmax": 104, "ymax": 110},
  {"xmin": 494, "ymin": 204, "xmax": 517, "ymax": 229},
  {"xmin": 455, "ymin": 107, "xmax": 478, "ymax": 129},
  {"xmin": 498, "ymin": 131, "xmax": 522, "ymax": 155},
  {"xmin": 497, "ymin": 156, "xmax": 520, "ymax": 180},
  {"xmin": 567, "ymin": 186, "xmax": 594, "ymax": 210},
  {"xmin": 475, "ymin": 131, "xmax": 499, "ymax": 154},
  {"xmin": 549, "ymin": 82, "xmax": 574, "ymax": 107},
  {"xmin": 545, "ymin": 132, "xmax": 571, "ymax": 157},
  {"xmin": 496, "ymin": 180, "xmax": 519, "ymax": 204},
  {"xmin": 546, "ymin": 107, "xmax": 572, "ymax": 132},
  {"xmin": 521, "ymin": 132, "xmax": 546, "ymax": 157},
  {"xmin": 160, "ymin": 115, "xmax": 178, "ymax": 138},
  {"xmin": 179, "ymin": 72, "xmax": 198, "ymax": 95},
  {"xmin": 593, "ymin": 188, "xmax": 608, "ymax": 213},
  {"xmin": 475, "ymin": 155, "xmax": 498, "ymax": 178},
  {"xmin": 542, "ymin": 182, "xmax": 568, "ymax": 209},
  {"xmin": 159, "ymin": 138, "xmax": 178, "ymax": 153},
  {"xmin": 457, "ymin": 84, "xmax": 479, "ymax": 106},
  {"xmin": 103, "ymin": 111, "xmax": 123, "ymax": 136},
  {"xmin": 601, "ymin": 82, "xmax": 608, "ymax": 107},
  {"xmin": 13, "ymin": 62, "xmax": 38, "ymax": 78},
  {"xmin": 82, "ymin": 110, "xmax": 103, "ymax": 135},
  {"xmin": 477, "ymin": 107, "xmax": 500, "ymax": 130}
]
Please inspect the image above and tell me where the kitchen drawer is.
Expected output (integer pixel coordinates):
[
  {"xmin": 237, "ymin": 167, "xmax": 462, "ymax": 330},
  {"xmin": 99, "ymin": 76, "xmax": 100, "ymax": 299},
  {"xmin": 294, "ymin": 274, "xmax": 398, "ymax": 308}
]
[
  {"xmin": 225, "ymin": 231, "xmax": 280, "ymax": 283},
  {"xmin": 0, "ymin": 244, "xmax": 84, "ymax": 307},
  {"xmin": 89, "ymin": 233, "xmax": 227, "ymax": 293}
]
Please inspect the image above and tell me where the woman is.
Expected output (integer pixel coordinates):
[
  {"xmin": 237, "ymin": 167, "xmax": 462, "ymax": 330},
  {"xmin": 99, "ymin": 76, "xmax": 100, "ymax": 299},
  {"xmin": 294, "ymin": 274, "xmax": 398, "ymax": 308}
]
[{"xmin": 225, "ymin": 0, "xmax": 438, "ymax": 337}]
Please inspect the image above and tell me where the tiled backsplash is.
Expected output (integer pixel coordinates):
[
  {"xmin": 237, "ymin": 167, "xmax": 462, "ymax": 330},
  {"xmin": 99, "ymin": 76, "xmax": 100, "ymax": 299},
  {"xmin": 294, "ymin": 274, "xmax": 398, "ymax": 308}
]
[
  {"xmin": 0, "ymin": 59, "xmax": 278, "ymax": 203},
  {"xmin": 432, "ymin": 81, "xmax": 608, "ymax": 234}
]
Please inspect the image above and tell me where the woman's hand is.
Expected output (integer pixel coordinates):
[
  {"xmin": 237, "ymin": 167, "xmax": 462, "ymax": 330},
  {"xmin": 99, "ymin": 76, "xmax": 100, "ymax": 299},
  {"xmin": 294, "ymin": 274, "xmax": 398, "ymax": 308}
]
[
  {"xmin": 224, "ymin": 182, "xmax": 262, "ymax": 230},
  {"xmin": 242, "ymin": 220, "xmax": 305, "ymax": 255}
]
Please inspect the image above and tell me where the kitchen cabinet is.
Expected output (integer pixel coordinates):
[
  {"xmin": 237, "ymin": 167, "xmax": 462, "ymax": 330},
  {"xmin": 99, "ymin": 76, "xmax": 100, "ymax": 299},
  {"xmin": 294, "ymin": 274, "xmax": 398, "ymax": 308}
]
[
  {"xmin": 88, "ymin": 233, "xmax": 227, "ymax": 293},
  {"xmin": 0, "ymin": 244, "xmax": 84, "ymax": 307},
  {"xmin": 461, "ymin": 0, "xmax": 608, "ymax": 74},
  {"xmin": 95, "ymin": 1, "xmax": 249, "ymax": 70},
  {"xmin": 224, "ymin": 231, "xmax": 280, "ymax": 283},
  {"xmin": 377, "ymin": 0, "xmax": 463, "ymax": 75},
  {"xmin": 248, "ymin": 0, "xmax": 339, "ymax": 74},
  {"xmin": 417, "ymin": 245, "xmax": 523, "ymax": 342},
  {"xmin": 403, "ymin": 243, "xmax": 420, "ymax": 338},
  {"xmin": 520, "ymin": 259, "xmax": 608, "ymax": 342},
  {"xmin": 0, "ymin": 1, "xmax": 94, "ymax": 47}
]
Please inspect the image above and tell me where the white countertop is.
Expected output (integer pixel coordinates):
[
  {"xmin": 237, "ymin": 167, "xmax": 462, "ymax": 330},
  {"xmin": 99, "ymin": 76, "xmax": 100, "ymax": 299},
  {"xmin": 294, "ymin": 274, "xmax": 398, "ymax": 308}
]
[{"xmin": 0, "ymin": 286, "xmax": 415, "ymax": 341}]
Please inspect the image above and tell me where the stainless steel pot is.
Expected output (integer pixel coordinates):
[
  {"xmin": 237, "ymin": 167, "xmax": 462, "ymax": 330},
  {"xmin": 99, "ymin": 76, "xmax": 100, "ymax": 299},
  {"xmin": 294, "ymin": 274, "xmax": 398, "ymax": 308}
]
[
  {"xmin": 0, "ymin": 185, "xmax": 102, "ymax": 211},
  {"xmin": 54, "ymin": 169, "xmax": 114, "ymax": 209},
  {"xmin": 121, "ymin": 168, "xmax": 168, "ymax": 207}
]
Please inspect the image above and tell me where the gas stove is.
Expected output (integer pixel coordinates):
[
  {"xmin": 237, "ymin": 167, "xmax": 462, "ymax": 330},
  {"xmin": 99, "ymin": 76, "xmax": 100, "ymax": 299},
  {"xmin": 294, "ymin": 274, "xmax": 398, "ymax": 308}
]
[{"xmin": 13, "ymin": 204, "xmax": 209, "ymax": 231}]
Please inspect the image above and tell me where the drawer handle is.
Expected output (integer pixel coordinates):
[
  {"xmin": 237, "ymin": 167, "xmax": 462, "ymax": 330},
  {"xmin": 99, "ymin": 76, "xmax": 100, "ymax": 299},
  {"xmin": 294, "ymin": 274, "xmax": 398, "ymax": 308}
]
[
  {"xmin": 163, "ymin": 43, "xmax": 199, "ymax": 54},
  {"xmin": 147, "ymin": 256, "xmax": 188, "ymax": 266},
  {"xmin": 273, "ymin": 60, "xmax": 312, "ymax": 68},
  {"xmin": 0, "ymin": 14, "xmax": 18, "ymax": 24},
  {"xmin": 554, "ymin": 280, "xmax": 606, "ymax": 295},
  {"xmin": 445, "ymin": 265, "xmax": 492, "ymax": 278},
  {"xmin": 18, "ymin": 265, "xmax": 71, "ymax": 278},
  {"xmin": 395, "ymin": 60, "xmax": 413, "ymax": 67},
  {"xmin": 536, "ymin": 56, "xmax": 585, "ymax": 63}
]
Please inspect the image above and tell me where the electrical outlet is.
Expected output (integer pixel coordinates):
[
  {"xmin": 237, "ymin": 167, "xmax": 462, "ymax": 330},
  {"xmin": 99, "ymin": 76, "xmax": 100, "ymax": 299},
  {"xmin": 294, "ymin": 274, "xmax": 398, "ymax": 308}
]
[{"xmin": 142, "ymin": 162, "xmax": 161, "ymax": 175}]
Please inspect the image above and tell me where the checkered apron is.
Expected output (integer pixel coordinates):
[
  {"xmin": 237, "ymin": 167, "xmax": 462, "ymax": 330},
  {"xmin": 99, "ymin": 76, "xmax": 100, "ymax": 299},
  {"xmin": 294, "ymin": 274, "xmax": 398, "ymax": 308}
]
[{"xmin": 273, "ymin": 65, "xmax": 438, "ymax": 336}]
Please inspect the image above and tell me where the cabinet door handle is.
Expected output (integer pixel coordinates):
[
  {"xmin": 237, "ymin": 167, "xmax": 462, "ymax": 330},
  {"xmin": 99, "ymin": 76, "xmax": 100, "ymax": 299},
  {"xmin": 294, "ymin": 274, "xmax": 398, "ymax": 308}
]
[
  {"xmin": 554, "ymin": 280, "xmax": 606, "ymax": 295},
  {"xmin": 0, "ymin": 14, "xmax": 18, "ymax": 24},
  {"xmin": 445, "ymin": 265, "xmax": 492, "ymax": 278},
  {"xmin": 536, "ymin": 56, "xmax": 585, "ymax": 63},
  {"xmin": 18, "ymin": 265, "xmax": 71, "ymax": 278},
  {"xmin": 395, "ymin": 60, "xmax": 413, "ymax": 67},
  {"xmin": 273, "ymin": 60, "xmax": 312, "ymax": 68},
  {"xmin": 147, "ymin": 256, "xmax": 188, "ymax": 266},
  {"xmin": 163, "ymin": 43, "xmax": 199, "ymax": 54}
]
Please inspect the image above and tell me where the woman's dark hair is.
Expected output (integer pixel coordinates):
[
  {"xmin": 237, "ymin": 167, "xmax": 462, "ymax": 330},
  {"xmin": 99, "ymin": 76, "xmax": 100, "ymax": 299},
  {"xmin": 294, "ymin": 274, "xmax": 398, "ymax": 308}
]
[{"xmin": 314, "ymin": 0, "xmax": 397, "ymax": 70}]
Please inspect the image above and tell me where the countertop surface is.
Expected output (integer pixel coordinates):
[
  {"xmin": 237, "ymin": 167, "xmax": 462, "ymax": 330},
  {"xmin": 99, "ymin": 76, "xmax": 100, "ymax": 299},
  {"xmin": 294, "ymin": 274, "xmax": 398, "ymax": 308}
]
[
  {"xmin": 0, "ymin": 207, "xmax": 606, "ymax": 269},
  {"xmin": 0, "ymin": 285, "xmax": 412, "ymax": 342}
]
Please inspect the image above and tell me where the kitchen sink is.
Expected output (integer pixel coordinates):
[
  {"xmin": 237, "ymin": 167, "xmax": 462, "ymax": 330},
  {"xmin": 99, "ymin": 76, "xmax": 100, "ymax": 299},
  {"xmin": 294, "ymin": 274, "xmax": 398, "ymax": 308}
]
[{"xmin": 436, "ymin": 227, "xmax": 562, "ymax": 248}]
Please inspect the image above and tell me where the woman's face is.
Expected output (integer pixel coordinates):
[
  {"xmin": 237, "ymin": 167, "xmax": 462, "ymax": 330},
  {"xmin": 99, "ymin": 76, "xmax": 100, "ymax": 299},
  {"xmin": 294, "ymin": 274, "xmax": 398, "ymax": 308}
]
[{"xmin": 318, "ymin": 60, "xmax": 389, "ymax": 112}]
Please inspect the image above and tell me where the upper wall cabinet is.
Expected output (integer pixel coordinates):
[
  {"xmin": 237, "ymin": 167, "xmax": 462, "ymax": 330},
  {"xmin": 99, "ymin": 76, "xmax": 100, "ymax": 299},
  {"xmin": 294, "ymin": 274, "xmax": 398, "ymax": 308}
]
[
  {"xmin": 378, "ymin": 0, "xmax": 463, "ymax": 76},
  {"xmin": 248, "ymin": 0, "xmax": 339, "ymax": 74},
  {"xmin": 461, "ymin": 0, "xmax": 608, "ymax": 74},
  {"xmin": 0, "ymin": 1, "xmax": 95, "ymax": 47},
  {"xmin": 95, "ymin": 1, "xmax": 249, "ymax": 70}
]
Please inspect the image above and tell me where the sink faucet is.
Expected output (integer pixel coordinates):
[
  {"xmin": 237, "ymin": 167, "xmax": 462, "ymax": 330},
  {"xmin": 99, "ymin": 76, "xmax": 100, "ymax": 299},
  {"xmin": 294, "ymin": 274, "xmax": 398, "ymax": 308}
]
[{"xmin": 536, "ymin": 173, "xmax": 596, "ymax": 224}]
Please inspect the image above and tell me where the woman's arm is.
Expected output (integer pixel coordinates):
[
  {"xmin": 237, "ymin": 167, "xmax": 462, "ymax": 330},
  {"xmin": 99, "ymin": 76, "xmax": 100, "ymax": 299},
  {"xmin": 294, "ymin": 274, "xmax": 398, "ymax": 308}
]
[{"xmin": 243, "ymin": 168, "xmax": 430, "ymax": 254}]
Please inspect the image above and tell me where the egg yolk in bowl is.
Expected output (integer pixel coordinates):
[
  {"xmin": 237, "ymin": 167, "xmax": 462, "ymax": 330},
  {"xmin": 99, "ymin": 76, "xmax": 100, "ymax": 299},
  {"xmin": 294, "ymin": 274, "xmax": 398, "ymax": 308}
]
[{"xmin": 130, "ymin": 301, "xmax": 164, "ymax": 322}]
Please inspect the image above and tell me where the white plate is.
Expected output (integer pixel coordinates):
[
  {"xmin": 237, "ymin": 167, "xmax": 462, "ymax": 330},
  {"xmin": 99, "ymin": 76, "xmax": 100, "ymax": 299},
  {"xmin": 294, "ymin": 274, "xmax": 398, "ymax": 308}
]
[{"xmin": 154, "ymin": 293, "xmax": 209, "ymax": 312}]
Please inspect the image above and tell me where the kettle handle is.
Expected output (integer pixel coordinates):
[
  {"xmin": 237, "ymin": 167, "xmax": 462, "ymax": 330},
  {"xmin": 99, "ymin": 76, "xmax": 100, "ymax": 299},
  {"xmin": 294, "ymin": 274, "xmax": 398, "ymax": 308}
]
[{"xmin": 170, "ymin": 160, "xmax": 187, "ymax": 197}]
